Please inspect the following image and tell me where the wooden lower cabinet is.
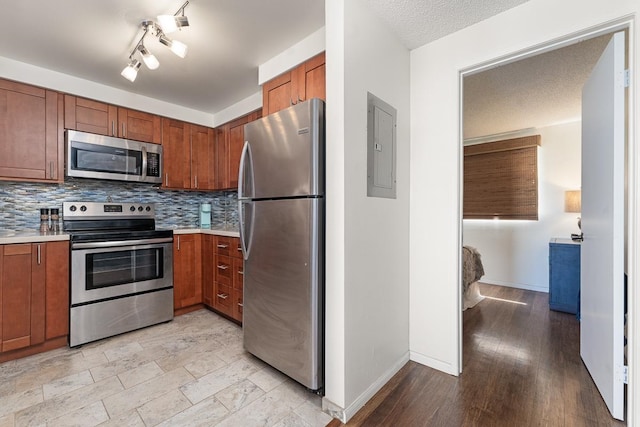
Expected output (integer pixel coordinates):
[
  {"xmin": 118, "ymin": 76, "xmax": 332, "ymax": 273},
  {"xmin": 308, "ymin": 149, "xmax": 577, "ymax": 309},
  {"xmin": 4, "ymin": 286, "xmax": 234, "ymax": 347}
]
[
  {"xmin": 173, "ymin": 234, "xmax": 203, "ymax": 311},
  {"xmin": 0, "ymin": 241, "xmax": 69, "ymax": 358},
  {"xmin": 203, "ymin": 235, "xmax": 243, "ymax": 323}
]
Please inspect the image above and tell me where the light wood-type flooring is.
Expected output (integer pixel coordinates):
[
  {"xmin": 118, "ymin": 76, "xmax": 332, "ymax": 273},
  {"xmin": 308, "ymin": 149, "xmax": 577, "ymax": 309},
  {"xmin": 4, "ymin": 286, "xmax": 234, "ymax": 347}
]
[
  {"xmin": 0, "ymin": 309, "xmax": 333, "ymax": 426},
  {"xmin": 329, "ymin": 283, "xmax": 626, "ymax": 427}
]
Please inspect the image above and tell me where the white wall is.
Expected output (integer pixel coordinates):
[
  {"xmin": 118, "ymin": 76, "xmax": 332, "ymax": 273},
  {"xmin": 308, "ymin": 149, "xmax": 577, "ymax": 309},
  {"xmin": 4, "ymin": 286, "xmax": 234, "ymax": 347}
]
[
  {"xmin": 409, "ymin": 0, "xmax": 638, "ymax": 394},
  {"xmin": 463, "ymin": 122, "xmax": 582, "ymax": 292},
  {"xmin": 324, "ymin": 0, "xmax": 411, "ymax": 421}
]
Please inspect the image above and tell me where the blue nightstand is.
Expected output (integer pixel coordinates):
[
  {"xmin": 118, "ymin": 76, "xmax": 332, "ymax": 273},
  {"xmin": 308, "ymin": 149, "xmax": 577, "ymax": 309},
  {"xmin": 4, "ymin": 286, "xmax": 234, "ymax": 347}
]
[{"xmin": 549, "ymin": 238, "xmax": 581, "ymax": 314}]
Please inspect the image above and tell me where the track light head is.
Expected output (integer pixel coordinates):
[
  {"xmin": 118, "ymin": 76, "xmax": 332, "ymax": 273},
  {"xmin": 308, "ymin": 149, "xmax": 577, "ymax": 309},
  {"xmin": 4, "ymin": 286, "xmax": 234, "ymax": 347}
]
[
  {"xmin": 158, "ymin": 34, "xmax": 188, "ymax": 58},
  {"xmin": 157, "ymin": 14, "xmax": 189, "ymax": 33},
  {"xmin": 137, "ymin": 44, "xmax": 159, "ymax": 70},
  {"xmin": 121, "ymin": 59, "xmax": 141, "ymax": 82}
]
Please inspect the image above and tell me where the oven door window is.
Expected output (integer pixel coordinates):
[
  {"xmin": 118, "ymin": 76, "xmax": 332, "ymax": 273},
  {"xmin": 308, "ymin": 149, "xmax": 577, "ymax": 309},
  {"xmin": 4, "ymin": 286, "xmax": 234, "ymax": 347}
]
[{"xmin": 85, "ymin": 247, "xmax": 164, "ymax": 290}]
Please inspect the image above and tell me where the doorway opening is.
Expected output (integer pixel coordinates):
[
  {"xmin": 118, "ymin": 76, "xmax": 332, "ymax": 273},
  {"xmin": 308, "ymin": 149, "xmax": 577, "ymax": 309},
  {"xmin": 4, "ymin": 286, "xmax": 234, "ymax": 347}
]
[{"xmin": 459, "ymin": 25, "xmax": 630, "ymax": 421}]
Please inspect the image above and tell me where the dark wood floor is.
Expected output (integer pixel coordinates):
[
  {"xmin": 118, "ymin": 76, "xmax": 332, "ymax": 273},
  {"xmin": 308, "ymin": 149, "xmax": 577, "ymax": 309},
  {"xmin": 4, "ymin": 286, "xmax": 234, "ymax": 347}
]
[{"xmin": 328, "ymin": 283, "xmax": 626, "ymax": 427}]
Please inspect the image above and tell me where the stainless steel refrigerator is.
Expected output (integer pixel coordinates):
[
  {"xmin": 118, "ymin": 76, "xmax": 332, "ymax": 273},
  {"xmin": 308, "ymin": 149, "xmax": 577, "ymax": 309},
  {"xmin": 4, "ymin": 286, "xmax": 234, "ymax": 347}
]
[{"xmin": 239, "ymin": 98, "xmax": 324, "ymax": 391}]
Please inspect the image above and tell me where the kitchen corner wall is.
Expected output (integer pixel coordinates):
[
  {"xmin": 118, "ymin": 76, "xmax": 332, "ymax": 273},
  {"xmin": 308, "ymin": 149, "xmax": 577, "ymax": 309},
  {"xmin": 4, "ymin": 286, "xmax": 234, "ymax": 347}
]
[{"xmin": 0, "ymin": 179, "xmax": 238, "ymax": 231}]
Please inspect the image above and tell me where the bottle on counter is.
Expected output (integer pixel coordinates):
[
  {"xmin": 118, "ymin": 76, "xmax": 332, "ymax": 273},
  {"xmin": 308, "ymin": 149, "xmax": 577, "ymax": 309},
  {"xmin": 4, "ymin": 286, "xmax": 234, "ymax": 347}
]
[
  {"xmin": 40, "ymin": 208, "xmax": 50, "ymax": 233},
  {"xmin": 50, "ymin": 208, "xmax": 61, "ymax": 232}
]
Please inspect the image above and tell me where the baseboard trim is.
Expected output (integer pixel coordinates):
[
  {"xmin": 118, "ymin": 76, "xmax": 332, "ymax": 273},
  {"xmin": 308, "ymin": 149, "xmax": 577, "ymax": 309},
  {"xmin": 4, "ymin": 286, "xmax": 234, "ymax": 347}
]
[
  {"xmin": 409, "ymin": 351, "xmax": 458, "ymax": 376},
  {"xmin": 322, "ymin": 351, "xmax": 410, "ymax": 423},
  {"xmin": 480, "ymin": 279, "xmax": 547, "ymax": 293}
]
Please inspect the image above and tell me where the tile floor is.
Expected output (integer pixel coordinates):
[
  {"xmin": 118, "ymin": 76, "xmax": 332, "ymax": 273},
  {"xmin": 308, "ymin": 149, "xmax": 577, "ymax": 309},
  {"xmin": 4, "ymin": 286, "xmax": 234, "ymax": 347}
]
[{"xmin": 0, "ymin": 310, "xmax": 333, "ymax": 427}]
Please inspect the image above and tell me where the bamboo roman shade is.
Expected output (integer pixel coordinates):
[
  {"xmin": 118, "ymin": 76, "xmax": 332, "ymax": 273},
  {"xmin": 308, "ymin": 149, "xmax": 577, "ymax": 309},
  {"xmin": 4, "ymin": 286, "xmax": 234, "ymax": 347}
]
[{"xmin": 464, "ymin": 135, "xmax": 541, "ymax": 220}]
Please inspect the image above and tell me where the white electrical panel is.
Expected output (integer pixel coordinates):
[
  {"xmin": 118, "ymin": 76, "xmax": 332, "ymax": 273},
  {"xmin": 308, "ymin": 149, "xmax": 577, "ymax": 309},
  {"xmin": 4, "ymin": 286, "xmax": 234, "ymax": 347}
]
[{"xmin": 367, "ymin": 92, "xmax": 397, "ymax": 198}]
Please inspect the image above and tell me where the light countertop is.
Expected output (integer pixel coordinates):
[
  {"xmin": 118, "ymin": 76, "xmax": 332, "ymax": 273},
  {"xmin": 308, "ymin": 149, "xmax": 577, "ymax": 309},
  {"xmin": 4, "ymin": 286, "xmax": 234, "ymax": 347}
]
[
  {"xmin": 0, "ymin": 230, "xmax": 71, "ymax": 244},
  {"xmin": 0, "ymin": 228, "xmax": 239, "ymax": 245}
]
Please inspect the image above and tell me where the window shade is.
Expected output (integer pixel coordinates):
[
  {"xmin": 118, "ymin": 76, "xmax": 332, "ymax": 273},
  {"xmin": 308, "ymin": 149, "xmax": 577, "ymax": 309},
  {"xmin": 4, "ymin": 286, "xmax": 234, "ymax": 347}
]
[{"xmin": 464, "ymin": 135, "xmax": 540, "ymax": 220}]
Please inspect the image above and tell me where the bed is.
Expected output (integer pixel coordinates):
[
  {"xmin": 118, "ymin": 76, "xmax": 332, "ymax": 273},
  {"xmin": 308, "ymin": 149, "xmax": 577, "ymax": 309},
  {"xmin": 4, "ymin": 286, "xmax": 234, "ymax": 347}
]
[{"xmin": 463, "ymin": 245, "xmax": 485, "ymax": 310}]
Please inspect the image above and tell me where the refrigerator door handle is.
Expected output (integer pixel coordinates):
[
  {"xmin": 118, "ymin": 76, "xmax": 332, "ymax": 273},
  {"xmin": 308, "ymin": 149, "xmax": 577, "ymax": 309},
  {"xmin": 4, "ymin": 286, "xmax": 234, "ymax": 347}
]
[
  {"xmin": 238, "ymin": 141, "xmax": 253, "ymax": 200},
  {"xmin": 238, "ymin": 199, "xmax": 254, "ymax": 260}
]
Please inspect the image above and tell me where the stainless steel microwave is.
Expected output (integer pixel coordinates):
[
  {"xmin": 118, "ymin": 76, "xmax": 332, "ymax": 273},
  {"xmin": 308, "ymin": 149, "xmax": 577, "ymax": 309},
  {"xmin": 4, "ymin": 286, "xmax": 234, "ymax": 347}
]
[{"xmin": 66, "ymin": 130, "xmax": 162, "ymax": 184}]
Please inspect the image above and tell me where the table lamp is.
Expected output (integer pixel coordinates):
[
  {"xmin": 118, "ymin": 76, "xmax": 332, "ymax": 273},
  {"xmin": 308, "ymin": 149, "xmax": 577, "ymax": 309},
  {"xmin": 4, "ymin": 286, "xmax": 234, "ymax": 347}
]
[{"xmin": 565, "ymin": 190, "xmax": 582, "ymax": 240}]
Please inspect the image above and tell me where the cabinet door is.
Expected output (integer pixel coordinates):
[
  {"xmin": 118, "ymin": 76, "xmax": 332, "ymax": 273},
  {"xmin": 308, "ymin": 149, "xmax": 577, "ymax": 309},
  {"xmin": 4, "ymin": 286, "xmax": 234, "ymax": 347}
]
[
  {"xmin": 0, "ymin": 80, "xmax": 62, "ymax": 182},
  {"xmin": 302, "ymin": 52, "xmax": 326, "ymax": 102},
  {"xmin": 45, "ymin": 241, "xmax": 69, "ymax": 340},
  {"xmin": 173, "ymin": 234, "xmax": 203, "ymax": 310},
  {"xmin": 202, "ymin": 235, "xmax": 214, "ymax": 307},
  {"xmin": 216, "ymin": 110, "xmax": 261, "ymax": 190},
  {"xmin": 64, "ymin": 95, "xmax": 117, "ymax": 136},
  {"xmin": 191, "ymin": 125, "xmax": 216, "ymax": 190},
  {"xmin": 162, "ymin": 119, "xmax": 191, "ymax": 189},
  {"xmin": 0, "ymin": 244, "xmax": 45, "ymax": 352},
  {"xmin": 261, "ymin": 52, "xmax": 325, "ymax": 116},
  {"xmin": 262, "ymin": 72, "xmax": 293, "ymax": 116},
  {"xmin": 118, "ymin": 108, "xmax": 161, "ymax": 144}
]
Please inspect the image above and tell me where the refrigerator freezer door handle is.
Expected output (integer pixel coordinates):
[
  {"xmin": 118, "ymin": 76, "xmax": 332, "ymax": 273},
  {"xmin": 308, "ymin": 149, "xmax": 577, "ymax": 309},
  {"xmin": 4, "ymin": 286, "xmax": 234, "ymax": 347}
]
[{"xmin": 238, "ymin": 141, "xmax": 251, "ymax": 200}]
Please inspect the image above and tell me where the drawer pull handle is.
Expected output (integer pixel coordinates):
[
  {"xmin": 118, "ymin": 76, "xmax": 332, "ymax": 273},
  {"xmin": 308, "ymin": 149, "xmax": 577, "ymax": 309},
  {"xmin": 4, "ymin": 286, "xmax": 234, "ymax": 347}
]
[
  {"xmin": 238, "ymin": 303, "xmax": 243, "ymax": 307},
  {"xmin": 217, "ymin": 293, "xmax": 228, "ymax": 299},
  {"xmin": 238, "ymin": 271, "xmax": 243, "ymax": 275},
  {"xmin": 217, "ymin": 244, "xmax": 228, "ymax": 249},
  {"xmin": 217, "ymin": 265, "xmax": 229, "ymax": 270}
]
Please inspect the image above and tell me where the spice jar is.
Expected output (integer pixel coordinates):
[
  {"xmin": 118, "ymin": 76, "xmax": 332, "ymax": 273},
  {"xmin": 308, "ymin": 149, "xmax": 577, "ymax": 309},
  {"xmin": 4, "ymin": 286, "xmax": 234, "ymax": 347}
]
[
  {"xmin": 50, "ymin": 208, "xmax": 60, "ymax": 232},
  {"xmin": 40, "ymin": 208, "xmax": 50, "ymax": 233}
]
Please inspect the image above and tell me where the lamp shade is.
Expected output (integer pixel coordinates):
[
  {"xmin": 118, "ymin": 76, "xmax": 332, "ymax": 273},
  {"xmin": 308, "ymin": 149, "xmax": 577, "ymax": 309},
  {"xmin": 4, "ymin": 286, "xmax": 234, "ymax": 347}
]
[{"xmin": 564, "ymin": 190, "xmax": 581, "ymax": 213}]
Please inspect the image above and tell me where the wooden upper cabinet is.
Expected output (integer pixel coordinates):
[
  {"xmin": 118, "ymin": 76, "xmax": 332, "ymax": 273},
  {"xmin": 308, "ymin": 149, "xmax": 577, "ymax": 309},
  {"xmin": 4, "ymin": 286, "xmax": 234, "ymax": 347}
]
[
  {"xmin": 216, "ymin": 109, "xmax": 261, "ymax": 190},
  {"xmin": 162, "ymin": 119, "xmax": 216, "ymax": 190},
  {"xmin": 64, "ymin": 95, "xmax": 117, "ymax": 136},
  {"xmin": 65, "ymin": 95, "xmax": 161, "ymax": 144},
  {"xmin": 190, "ymin": 124, "xmax": 216, "ymax": 190},
  {"xmin": 162, "ymin": 118, "xmax": 191, "ymax": 189},
  {"xmin": 262, "ymin": 52, "xmax": 325, "ymax": 116},
  {"xmin": 117, "ymin": 107, "xmax": 161, "ymax": 144},
  {"xmin": 0, "ymin": 79, "xmax": 63, "ymax": 183}
]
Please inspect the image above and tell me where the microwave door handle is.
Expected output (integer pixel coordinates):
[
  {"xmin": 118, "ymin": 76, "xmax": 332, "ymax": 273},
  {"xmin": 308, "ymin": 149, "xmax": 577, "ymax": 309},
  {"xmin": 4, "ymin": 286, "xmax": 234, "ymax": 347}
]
[{"xmin": 141, "ymin": 146, "xmax": 148, "ymax": 179}]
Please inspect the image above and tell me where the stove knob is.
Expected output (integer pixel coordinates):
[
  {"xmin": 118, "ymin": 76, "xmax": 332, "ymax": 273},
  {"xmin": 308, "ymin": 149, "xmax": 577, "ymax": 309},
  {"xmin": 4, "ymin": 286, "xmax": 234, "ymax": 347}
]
[
  {"xmin": 138, "ymin": 206, "xmax": 143, "ymax": 212},
  {"xmin": 145, "ymin": 206, "xmax": 151, "ymax": 212},
  {"xmin": 80, "ymin": 205, "xmax": 87, "ymax": 212},
  {"xmin": 69, "ymin": 205, "xmax": 77, "ymax": 212},
  {"xmin": 130, "ymin": 206, "xmax": 136, "ymax": 212}
]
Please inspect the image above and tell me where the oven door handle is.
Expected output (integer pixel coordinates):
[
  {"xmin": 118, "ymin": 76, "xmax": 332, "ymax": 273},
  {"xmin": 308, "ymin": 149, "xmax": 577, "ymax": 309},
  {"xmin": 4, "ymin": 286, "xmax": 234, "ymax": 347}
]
[{"xmin": 71, "ymin": 237, "xmax": 174, "ymax": 249}]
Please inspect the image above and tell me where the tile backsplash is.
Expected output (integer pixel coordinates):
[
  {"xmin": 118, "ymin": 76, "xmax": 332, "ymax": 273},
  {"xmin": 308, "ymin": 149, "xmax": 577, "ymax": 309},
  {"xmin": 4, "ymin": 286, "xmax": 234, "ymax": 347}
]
[{"xmin": 0, "ymin": 179, "xmax": 238, "ymax": 231}]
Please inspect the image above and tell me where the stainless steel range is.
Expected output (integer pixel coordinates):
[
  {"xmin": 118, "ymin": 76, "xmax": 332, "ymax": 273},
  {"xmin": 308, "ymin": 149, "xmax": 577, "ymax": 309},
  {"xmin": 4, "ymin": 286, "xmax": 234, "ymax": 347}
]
[{"xmin": 63, "ymin": 201, "xmax": 174, "ymax": 347}]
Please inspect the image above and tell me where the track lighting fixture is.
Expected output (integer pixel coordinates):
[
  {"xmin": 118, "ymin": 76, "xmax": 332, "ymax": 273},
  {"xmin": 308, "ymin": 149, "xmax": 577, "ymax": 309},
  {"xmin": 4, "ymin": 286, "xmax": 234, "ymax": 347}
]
[
  {"xmin": 121, "ymin": 59, "xmax": 141, "ymax": 82},
  {"xmin": 120, "ymin": 1, "xmax": 190, "ymax": 82},
  {"xmin": 158, "ymin": 33, "xmax": 188, "ymax": 58},
  {"xmin": 138, "ymin": 44, "xmax": 159, "ymax": 70},
  {"xmin": 157, "ymin": 1, "xmax": 190, "ymax": 34}
]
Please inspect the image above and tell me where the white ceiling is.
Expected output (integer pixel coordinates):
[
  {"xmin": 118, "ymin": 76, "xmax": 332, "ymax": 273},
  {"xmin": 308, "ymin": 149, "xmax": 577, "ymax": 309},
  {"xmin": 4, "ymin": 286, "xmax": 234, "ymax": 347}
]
[{"xmin": 0, "ymin": 0, "xmax": 610, "ymax": 136}]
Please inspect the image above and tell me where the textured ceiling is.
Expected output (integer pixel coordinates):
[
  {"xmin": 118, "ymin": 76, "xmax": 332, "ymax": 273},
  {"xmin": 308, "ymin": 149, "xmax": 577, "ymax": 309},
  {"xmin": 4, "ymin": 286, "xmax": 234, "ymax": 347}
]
[
  {"xmin": 365, "ymin": 0, "xmax": 529, "ymax": 49},
  {"xmin": 463, "ymin": 34, "xmax": 613, "ymax": 139}
]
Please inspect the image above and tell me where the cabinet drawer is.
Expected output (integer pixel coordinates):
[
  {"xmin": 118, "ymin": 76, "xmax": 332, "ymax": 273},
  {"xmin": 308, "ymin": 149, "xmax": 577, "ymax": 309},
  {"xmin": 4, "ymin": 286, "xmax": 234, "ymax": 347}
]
[
  {"xmin": 215, "ymin": 236, "xmax": 234, "ymax": 257},
  {"xmin": 215, "ymin": 282, "xmax": 233, "ymax": 315},
  {"xmin": 231, "ymin": 238, "xmax": 243, "ymax": 259},
  {"xmin": 215, "ymin": 255, "xmax": 232, "ymax": 285},
  {"xmin": 233, "ymin": 288, "xmax": 243, "ymax": 321},
  {"xmin": 233, "ymin": 258, "xmax": 244, "ymax": 290}
]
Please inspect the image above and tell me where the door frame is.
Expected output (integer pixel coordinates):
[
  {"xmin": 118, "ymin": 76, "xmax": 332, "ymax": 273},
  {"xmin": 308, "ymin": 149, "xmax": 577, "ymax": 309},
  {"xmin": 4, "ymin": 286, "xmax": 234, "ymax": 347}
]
[{"xmin": 457, "ymin": 17, "xmax": 636, "ymax": 422}]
